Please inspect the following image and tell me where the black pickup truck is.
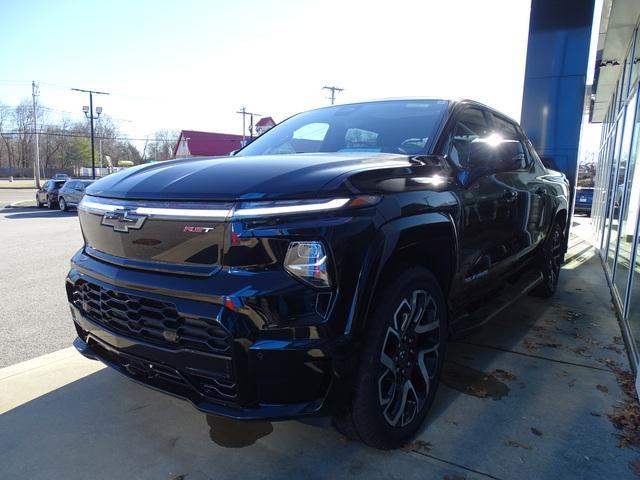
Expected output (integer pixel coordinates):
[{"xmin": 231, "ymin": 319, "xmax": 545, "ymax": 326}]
[{"xmin": 67, "ymin": 99, "xmax": 569, "ymax": 449}]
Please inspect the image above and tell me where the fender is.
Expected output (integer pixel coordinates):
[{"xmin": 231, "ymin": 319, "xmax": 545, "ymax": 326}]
[{"xmin": 343, "ymin": 212, "xmax": 458, "ymax": 338}]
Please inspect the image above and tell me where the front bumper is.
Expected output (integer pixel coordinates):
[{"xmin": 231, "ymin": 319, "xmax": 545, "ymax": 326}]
[{"xmin": 66, "ymin": 252, "xmax": 340, "ymax": 420}]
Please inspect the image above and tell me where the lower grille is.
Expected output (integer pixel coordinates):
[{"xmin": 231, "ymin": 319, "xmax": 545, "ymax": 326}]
[
  {"xmin": 85, "ymin": 334, "xmax": 238, "ymax": 402},
  {"xmin": 69, "ymin": 279, "xmax": 233, "ymax": 356}
]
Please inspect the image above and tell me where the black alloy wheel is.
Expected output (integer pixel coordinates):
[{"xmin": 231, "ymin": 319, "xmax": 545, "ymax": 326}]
[
  {"xmin": 334, "ymin": 266, "xmax": 447, "ymax": 449},
  {"xmin": 533, "ymin": 222, "xmax": 563, "ymax": 298}
]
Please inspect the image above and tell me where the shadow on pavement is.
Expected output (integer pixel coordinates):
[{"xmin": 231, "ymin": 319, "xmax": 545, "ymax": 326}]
[
  {"xmin": 2, "ymin": 207, "xmax": 77, "ymax": 219},
  {"xmin": 0, "ymin": 218, "xmax": 634, "ymax": 480},
  {"xmin": 0, "ymin": 367, "xmax": 470, "ymax": 480}
]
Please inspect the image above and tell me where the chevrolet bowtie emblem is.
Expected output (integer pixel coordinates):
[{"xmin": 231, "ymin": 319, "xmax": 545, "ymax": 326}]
[{"xmin": 101, "ymin": 209, "xmax": 147, "ymax": 233}]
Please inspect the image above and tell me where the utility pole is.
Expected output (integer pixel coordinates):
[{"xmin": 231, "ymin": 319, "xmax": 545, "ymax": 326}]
[
  {"xmin": 72, "ymin": 87, "xmax": 109, "ymax": 179},
  {"xmin": 236, "ymin": 107, "xmax": 261, "ymax": 145},
  {"xmin": 31, "ymin": 81, "xmax": 41, "ymax": 188},
  {"xmin": 322, "ymin": 85, "xmax": 343, "ymax": 105}
]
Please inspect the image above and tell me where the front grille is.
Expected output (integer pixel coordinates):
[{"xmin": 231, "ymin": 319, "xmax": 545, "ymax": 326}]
[{"xmin": 70, "ymin": 279, "xmax": 233, "ymax": 355}]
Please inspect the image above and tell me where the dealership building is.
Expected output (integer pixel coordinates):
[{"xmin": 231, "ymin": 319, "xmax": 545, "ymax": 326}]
[
  {"xmin": 519, "ymin": 0, "xmax": 640, "ymax": 375},
  {"xmin": 588, "ymin": 0, "xmax": 640, "ymax": 370}
]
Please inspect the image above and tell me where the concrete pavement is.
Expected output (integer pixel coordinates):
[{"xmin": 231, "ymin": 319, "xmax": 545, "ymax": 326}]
[
  {"xmin": 1, "ymin": 216, "xmax": 638, "ymax": 479},
  {"xmin": 0, "ymin": 188, "xmax": 37, "ymax": 208},
  {"xmin": 0, "ymin": 202, "xmax": 83, "ymax": 366}
]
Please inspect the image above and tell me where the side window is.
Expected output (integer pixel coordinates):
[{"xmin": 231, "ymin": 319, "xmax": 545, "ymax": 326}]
[
  {"xmin": 448, "ymin": 108, "xmax": 491, "ymax": 166},
  {"xmin": 490, "ymin": 114, "xmax": 519, "ymax": 140},
  {"xmin": 524, "ymin": 138, "xmax": 546, "ymax": 171}
]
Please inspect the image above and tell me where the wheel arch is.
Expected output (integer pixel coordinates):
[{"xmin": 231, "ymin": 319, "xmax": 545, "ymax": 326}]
[{"xmin": 344, "ymin": 212, "xmax": 457, "ymax": 339}]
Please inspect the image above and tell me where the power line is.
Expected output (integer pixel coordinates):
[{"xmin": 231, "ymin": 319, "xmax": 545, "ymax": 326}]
[
  {"xmin": 236, "ymin": 107, "xmax": 261, "ymax": 144},
  {"xmin": 0, "ymin": 131, "xmax": 178, "ymax": 142},
  {"xmin": 322, "ymin": 85, "xmax": 344, "ymax": 105}
]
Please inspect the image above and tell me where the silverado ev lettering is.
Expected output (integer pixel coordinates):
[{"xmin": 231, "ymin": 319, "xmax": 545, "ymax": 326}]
[{"xmin": 67, "ymin": 99, "xmax": 568, "ymax": 449}]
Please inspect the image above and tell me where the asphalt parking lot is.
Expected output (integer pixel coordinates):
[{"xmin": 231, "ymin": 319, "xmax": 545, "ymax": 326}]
[
  {"xmin": 0, "ymin": 189, "xmax": 82, "ymax": 366},
  {"xmin": 0, "ymin": 204, "xmax": 638, "ymax": 479}
]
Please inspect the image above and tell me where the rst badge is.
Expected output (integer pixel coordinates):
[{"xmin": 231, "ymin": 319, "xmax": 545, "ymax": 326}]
[
  {"xmin": 101, "ymin": 210, "xmax": 147, "ymax": 233},
  {"xmin": 183, "ymin": 226, "xmax": 216, "ymax": 233}
]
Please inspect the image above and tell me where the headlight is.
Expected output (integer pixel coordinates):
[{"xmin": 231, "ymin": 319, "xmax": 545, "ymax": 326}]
[
  {"xmin": 284, "ymin": 241, "xmax": 331, "ymax": 288},
  {"xmin": 233, "ymin": 195, "xmax": 380, "ymax": 218}
]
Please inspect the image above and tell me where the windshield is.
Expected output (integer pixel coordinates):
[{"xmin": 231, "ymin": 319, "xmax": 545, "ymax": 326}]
[{"xmin": 239, "ymin": 100, "xmax": 449, "ymax": 157}]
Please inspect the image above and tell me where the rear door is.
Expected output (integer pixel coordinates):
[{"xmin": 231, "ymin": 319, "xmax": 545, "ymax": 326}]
[{"xmin": 71, "ymin": 181, "xmax": 83, "ymax": 204}]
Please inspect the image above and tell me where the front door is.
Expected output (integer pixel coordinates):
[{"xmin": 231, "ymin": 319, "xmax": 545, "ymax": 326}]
[{"xmin": 445, "ymin": 106, "xmax": 520, "ymax": 307}]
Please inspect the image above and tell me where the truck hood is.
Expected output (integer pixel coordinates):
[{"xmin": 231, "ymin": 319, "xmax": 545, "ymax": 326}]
[{"xmin": 86, "ymin": 152, "xmax": 415, "ymax": 201}]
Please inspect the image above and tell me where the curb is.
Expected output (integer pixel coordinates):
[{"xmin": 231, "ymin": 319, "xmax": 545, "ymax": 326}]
[{"xmin": 7, "ymin": 200, "xmax": 36, "ymax": 208}]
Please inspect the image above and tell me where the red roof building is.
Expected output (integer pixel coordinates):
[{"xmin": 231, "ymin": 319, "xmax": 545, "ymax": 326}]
[
  {"xmin": 173, "ymin": 130, "xmax": 244, "ymax": 158},
  {"xmin": 255, "ymin": 117, "xmax": 276, "ymax": 135}
]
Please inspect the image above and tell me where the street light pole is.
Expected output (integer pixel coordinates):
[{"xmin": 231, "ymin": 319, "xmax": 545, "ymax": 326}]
[
  {"xmin": 31, "ymin": 81, "xmax": 41, "ymax": 188},
  {"xmin": 72, "ymin": 88, "xmax": 109, "ymax": 179},
  {"xmin": 89, "ymin": 91, "xmax": 95, "ymax": 178}
]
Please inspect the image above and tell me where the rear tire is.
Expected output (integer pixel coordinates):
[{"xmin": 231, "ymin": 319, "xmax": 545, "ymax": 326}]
[
  {"xmin": 59, "ymin": 197, "xmax": 68, "ymax": 211},
  {"xmin": 47, "ymin": 196, "xmax": 56, "ymax": 209},
  {"xmin": 532, "ymin": 223, "xmax": 563, "ymax": 298},
  {"xmin": 334, "ymin": 266, "xmax": 447, "ymax": 449}
]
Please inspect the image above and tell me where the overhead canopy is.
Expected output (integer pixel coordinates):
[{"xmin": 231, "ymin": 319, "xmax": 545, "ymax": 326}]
[{"xmin": 591, "ymin": 0, "xmax": 640, "ymax": 122}]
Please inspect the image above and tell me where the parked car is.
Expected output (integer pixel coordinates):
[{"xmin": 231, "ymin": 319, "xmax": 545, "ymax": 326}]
[
  {"xmin": 35, "ymin": 179, "xmax": 66, "ymax": 209},
  {"xmin": 58, "ymin": 180, "xmax": 94, "ymax": 211},
  {"xmin": 67, "ymin": 99, "xmax": 569, "ymax": 449},
  {"xmin": 574, "ymin": 186, "xmax": 593, "ymax": 216},
  {"xmin": 53, "ymin": 173, "xmax": 70, "ymax": 180}
]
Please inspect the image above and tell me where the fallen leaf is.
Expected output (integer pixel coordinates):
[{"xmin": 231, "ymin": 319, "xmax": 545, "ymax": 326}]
[
  {"xmin": 590, "ymin": 412, "xmax": 602, "ymax": 417},
  {"xmin": 443, "ymin": 476, "xmax": 466, "ymax": 480},
  {"xmin": 504, "ymin": 439, "xmax": 532, "ymax": 450},
  {"xmin": 400, "ymin": 440, "xmax": 432, "ymax": 452},
  {"xmin": 531, "ymin": 427, "xmax": 543, "ymax": 436},
  {"xmin": 168, "ymin": 475, "xmax": 186, "ymax": 480},
  {"xmin": 491, "ymin": 369, "xmax": 517, "ymax": 382},
  {"xmin": 596, "ymin": 384, "xmax": 609, "ymax": 394},
  {"xmin": 630, "ymin": 460, "xmax": 640, "ymax": 477}
]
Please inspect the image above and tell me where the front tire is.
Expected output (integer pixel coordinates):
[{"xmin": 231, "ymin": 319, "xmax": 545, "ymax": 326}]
[
  {"xmin": 59, "ymin": 197, "xmax": 68, "ymax": 211},
  {"xmin": 533, "ymin": 222, "xmax": 564, "ymax": 298},
  {"xmin": 335, "ymin": 266, "xmax": 447, "ymax": 449},
  {"xmin": 35, "ymin": 196, "xmax": 43, "ymax": 208}
]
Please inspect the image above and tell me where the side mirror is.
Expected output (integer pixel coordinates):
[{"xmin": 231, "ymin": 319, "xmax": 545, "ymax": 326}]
[{"xmin": 467, "ymin": 139, "xmax": 524, "ymax": 174}]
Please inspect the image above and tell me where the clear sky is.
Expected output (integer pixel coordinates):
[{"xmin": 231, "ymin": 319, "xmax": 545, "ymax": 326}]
[{"xmin": 0, "ymin": 0, "xmax": 536, "ymax": 141}]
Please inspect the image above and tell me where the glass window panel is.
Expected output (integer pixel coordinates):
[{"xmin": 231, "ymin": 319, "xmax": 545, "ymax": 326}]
[
  {"xmin": 631, "ymin": 28, "xmax": 639, "ymax": 92},
  {"xmin": 615, "ymin": 92, "xmax": 639, "ymax": 297},
  {"xmin": 608, "ymin": 119, "xmax": 626, "ymax": 263}
]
